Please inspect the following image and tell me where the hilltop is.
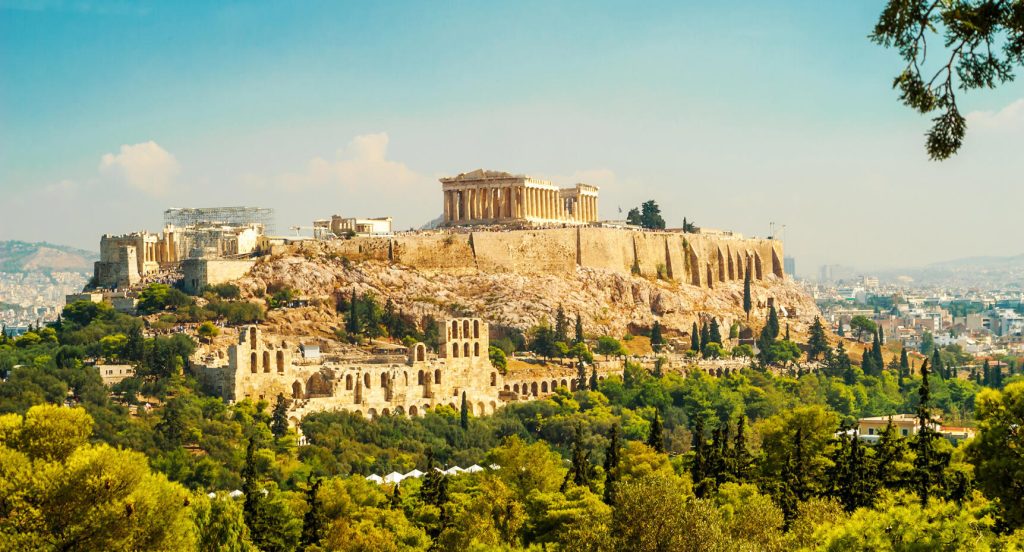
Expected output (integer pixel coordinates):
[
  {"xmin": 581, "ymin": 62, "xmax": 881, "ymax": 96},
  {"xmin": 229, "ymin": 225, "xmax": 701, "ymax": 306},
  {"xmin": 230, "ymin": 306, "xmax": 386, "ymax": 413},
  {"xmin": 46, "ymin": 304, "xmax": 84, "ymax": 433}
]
[{"xmin": 0, "ymin": 240, "xmax": 97, "ymax": 273}]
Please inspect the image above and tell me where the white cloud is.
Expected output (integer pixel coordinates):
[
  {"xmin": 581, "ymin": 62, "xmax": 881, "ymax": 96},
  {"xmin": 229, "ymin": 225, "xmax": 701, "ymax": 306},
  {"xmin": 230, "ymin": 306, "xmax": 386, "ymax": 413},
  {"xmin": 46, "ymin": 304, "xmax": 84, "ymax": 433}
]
[
  {"xmin": 966, "ymin": 98, "xmax": 1024, "ymax": 131},
  {"xmin": 278, "ymin": 132, "xmax": 426, "ymax": 192},
  {"xmin": 99, "ymin": 141, "xmax": 180, "ymax": 196},
  {"xmin": 42, "ymin": 179, "xmax": 79, "ymax": 198}
]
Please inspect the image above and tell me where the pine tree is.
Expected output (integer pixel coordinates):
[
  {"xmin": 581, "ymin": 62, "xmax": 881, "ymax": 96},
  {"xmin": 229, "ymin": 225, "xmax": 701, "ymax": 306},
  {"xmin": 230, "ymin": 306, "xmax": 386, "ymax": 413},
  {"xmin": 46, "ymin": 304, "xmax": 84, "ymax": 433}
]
[
  {"xmin": 709, "ymin": 318, "xmax": 722, "ymax": 345},
  {"xmin": 732, "ymin": 416, "xmax": 753, "ymax": 482},
  {"xmin": 743, "ymin": 266, "xmax": 752, "ymax": 321},
  {"xmin": 574, "ymin": 313, "xmax": 584, "ymax": 345},
  {"xmin": 757, "ymin": 306, "xmax": 780, "ymax": 366},
  {"xmin": 300, "ymin": 477, "xmax": 326, "ymax": 548},
  {"xmin": 690, "ymin": 322, "xmax": 700, "ymax": 353},
  {"xmin": 564, "ymin": 424, "xmax": 592, "ymax": 490},
  {"xmin": 647, "ymin": 410, "xmax": 664, "ymax": 453},
  {"xmin": 270, "ymin": 394, "xmax": 289, "ymax": 438},
  {"xmin": 650, "ymin": 321, "xmax": 664, "ymax": 353},
  {"xmin": 875, "ymin": 417, "xmax": 909, "ymax": 490},
  {"xmin": 690, "ymin": 417, "xmax": 708, "ymax": 496},
  {"xmin": 807, "ymin": 317, "xmax": 829, "ymax": 361},
  {"xmin": 554, "ymin": 305, "xmax": 569, "ymax": 344},
  {"xmin": 459, "ymin": 391, "xmax": 469, "ymax": 430},
  {"xmin": 603, "ymin": 425, "xmax": 622, "ymax": 505},
  {"xmin": 860, "ymin": 349, "xmax": 874, "ymax": 380}
]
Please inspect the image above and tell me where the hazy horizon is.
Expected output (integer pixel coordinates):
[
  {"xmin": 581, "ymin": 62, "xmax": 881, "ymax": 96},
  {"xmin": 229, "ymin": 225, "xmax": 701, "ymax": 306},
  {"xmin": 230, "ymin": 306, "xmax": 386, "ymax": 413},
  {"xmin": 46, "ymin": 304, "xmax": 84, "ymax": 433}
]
[{"xmin": 2, "ymin": 1, "xmax": 1023, "ymax": 272}]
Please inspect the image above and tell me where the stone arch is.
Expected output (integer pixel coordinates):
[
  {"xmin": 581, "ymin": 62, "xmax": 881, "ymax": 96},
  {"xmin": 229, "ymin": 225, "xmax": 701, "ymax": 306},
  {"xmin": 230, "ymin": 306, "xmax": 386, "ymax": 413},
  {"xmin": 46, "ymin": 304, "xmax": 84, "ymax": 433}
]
[
  {"xmin": 382, "ymin": 408, "xmax": 390, "ymax": 416},
  {"xmin": 551, "ymin": 379, "xmax": 558, "ymax": 391},
  {"xmin": 560, "ymin": 379, "xmax": 568, "ymax": 389},
  {"xmin": 531, "ymin": 382, "xmax": 539, "ymax": 395},
  {"xmin": 570, "ymin": 379, "xmax": 577, "ymax": 391},
  {"xmin": 474, "ymin": 320, "xmax": 480, "ymax": 338},
  {"xmin": 434, "ymin": 369, "xmax": 441, "ymax": 384},
  {"xmin": 599, "ymin": 376, "xmax": 606, "ymax": 381},
  {"xmin": 250, "ymin": 352, "xmax": 257, "ymax": 373},
  {"xmin": 474, "ymin": 343, "xmax": 480, "ymax": 356},
  {"xmin": 452, "ymin": 343, "xmax": 459, "ymax": 358},
  {"xmin": 504, "ymin": 384, "xmax": 510, "ymax": 391},
  {"xmin": 409, "ymin": 405, "xmax": 418, "ymax": 416},
  {"xmin": 463, "ymin": 320, "xmax": 470, "ymax": 337},
  {"xmin": 381, "ymin": 373, "xmax": 388, "ymax": 388},
  {"xmin": 541, "ymin": 381, "xmax": 548, "ymax": 393},
  {"xmin": 289, "ymin": 416, "xmax": 299, "ymax": 426},
  {"xmin": 307, "ymin": 373, "xmax": 330, "ymax": 396},
  {"xmin": 451, "ymin": 320, "xmax": 459, "ymax": 338},
  {"xmin": 513, "ymin": 383, "xmax": 520, "ymax": 393},
  {"xmin": 417, "ymin": 370, "xmax": 424, "ymax": 385},
  {"xmin": 368, "ymin": 408, "xmax": 378, "ymax": 419},
  {"xmin": 346, "ymin": 374, "xmax": 353, "ymax": 390},
  {"xmin": 292, "ymin": 380, "xmax": 303, "ymax": 399},
  {"xmin": 276, "ymin": 351, "xmax": 285, "ymax": 373},
  {"xmin": 352, "ymin": 409, "xmax": 362, "ymax": 418},
  {"xmin": 448, "ymin": 402, "xmax": 457, "ymax": 410},
  {"xmin": 490, "ymin": 372, "xmax": 497, "ymax": 386},
  {"xmin": 263, "ymin": 351, "xmax": 270, "ymax": 373},
  {"xmin": 490, "ymin": 400, "xmax": 497, "ymax": 413},
  {"xmin": 395, "ymin": 405, "xmax": 405, "ymax": 415},
  {"xmin": 364, "ymin": 373, "xmax": 370, "ymax": 388},
  {"xmin": 477, "ymin": 401, "xmax": 486, "ymax": 415},
  {"xmin": 415, "ymin": 343, "xmax": 426, "ymax": 362},
  {"xmin": 463, "ymin": 343, "xmax": 470, "ymax": 357},
  {"xmin": 716, "ymin": 368, "xmax": 723, "ymax": 377},
  {"xmin": 249, "ymin": 327, "xmax": 257, "ymax": 349}
]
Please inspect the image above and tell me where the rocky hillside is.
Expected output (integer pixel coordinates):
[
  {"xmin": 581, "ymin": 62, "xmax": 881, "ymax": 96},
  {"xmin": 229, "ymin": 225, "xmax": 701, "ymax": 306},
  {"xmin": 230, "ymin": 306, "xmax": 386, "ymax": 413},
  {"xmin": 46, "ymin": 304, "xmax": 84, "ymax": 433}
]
[{"xmin": 233, "ymin": 249, "xmax": 820, "ymax": 341}]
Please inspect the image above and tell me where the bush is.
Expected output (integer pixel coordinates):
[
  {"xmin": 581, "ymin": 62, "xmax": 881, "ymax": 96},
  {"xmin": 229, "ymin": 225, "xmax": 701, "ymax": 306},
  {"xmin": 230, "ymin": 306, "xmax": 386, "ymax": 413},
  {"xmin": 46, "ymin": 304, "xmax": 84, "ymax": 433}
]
[{"xmin": 204, "ymin": 283, "xmax": 240, "ymax": 300}]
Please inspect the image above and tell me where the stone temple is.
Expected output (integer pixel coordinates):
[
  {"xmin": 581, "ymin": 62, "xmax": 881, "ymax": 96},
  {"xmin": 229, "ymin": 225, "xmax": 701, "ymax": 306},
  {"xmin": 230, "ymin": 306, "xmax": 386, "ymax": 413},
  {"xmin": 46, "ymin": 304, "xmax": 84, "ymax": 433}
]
[{"xmin": 440, "ymin": 169, "xmax": 599, "ymax": 226}]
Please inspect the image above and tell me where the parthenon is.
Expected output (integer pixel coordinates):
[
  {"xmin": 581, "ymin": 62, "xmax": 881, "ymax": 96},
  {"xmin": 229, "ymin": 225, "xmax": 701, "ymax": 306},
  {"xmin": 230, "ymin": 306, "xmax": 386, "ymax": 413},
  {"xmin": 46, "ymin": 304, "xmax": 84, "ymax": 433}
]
[{"xmin": 440, "ymin": 169, "xmax": 599, "ymax": 226}]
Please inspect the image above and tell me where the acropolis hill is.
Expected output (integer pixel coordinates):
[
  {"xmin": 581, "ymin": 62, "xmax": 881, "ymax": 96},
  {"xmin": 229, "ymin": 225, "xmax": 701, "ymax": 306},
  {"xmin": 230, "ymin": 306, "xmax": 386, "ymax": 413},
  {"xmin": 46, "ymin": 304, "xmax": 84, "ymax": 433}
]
[{"xmin": 87, "ymin": 169, "xmax": 819, "ymax": 421}]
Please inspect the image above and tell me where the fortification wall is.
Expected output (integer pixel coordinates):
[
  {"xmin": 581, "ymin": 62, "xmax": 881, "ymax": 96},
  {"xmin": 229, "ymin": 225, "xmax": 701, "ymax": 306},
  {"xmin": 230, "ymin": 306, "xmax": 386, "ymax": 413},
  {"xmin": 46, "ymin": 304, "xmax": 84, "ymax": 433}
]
[
  {"xmin": 471, "ymin": 228, "xmax": 577, "ymax": 274},
  {"xmin": 320, "ymin": 228, "xmax": 783, "ymax": 289},
  {"xmin": 181, "ymin": 258, "xmax": 258, "ymax": 294}
]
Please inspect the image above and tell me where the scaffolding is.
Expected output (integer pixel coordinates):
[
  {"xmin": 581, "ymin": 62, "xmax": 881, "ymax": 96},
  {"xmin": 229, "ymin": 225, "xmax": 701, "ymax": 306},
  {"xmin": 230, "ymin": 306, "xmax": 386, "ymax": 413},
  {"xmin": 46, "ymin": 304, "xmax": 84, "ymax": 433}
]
[{"xmin": 163, "ymin": 207, "xmax": 276, "ymax": 234}]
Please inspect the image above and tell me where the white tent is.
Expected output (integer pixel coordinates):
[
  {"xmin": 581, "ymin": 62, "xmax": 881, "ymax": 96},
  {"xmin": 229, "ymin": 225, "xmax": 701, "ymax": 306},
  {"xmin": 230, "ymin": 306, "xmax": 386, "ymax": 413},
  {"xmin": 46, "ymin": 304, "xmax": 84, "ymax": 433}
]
[
  {"xmin": 489, "ymin": 464, "xmax": 501, "ymax": 470},
  {"xmin": 404, "ymin": 469, "xmax": 425, "ymax": 479},
  {"xmin": 228, "ymin": 489, "xmax": 244, "ymax": 498},
  {"xmin": 443, "ymin": 466, "xmax": 464, "ymax": 475},
  {"xmin": 366, "ymin": 474, "xmax": 384, "ymax": 484},
  {"xmin": 207, "ymin": 492, "xmax": 217, "ymax": 498},
  {"xmin": 383, "ymin": 472, "xmax": 406, "ymax": 484},
  {"xmin": 464, "ymin": 464, "xmax": 484, "ymax": 473}
]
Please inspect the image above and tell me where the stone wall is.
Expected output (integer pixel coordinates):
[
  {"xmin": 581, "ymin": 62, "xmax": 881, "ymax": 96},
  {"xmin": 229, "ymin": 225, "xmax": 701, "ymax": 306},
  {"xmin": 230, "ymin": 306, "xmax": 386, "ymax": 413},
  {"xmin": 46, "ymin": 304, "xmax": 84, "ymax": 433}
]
[
  {"xmin": 181, "ymin": 258, "xmax": 258, "ymax": 294},
  {"xmin": 324, "ymin": 227, "xmax": 784, "ymax": 288}
]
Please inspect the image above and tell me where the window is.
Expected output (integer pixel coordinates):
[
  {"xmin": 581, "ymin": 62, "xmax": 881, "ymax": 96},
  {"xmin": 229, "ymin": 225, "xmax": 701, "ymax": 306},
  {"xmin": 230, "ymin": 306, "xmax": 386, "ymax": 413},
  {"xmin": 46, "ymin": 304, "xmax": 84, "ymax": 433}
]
[
  {"xmin": 434, "ymin": 369, "xmax": 441, "ymax": 384},
  {"xmin": 868, "ymin": 428, "xmax": 875, "ymax": 435},
  {"xmin": 901, "ymin": 429, "xmax": 908, "ymax": 436}
]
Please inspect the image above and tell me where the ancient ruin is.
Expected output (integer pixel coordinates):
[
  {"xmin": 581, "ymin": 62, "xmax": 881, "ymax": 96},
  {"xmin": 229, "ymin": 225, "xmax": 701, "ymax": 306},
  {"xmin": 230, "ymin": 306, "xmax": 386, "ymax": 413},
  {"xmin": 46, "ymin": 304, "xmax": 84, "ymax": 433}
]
[{"xmin": 440, "ymin": 169, "xmax": 599, "ymax": 226}]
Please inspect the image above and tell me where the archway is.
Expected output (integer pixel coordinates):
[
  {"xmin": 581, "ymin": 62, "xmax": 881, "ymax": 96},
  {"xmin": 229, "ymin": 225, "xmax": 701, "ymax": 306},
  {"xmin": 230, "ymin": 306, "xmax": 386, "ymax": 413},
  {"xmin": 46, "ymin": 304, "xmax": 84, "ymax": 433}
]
[
  {"xmin": 382, "ymin": 408, "xmax": 390, "ymax": 416},
  {"xmin": 249, "ymin": 327, "xmax": 256, "ymax": 348},
  {"xmin": 434, "ymin": 369, "xmax": 441, "ymax": 384},
  {"xmin": 531, "ymin": 382, "xmax": 538, "ymax": 396},
  {"xmin": 368, "ymin": 408, "xmax": 378, "ymax": 419},
  {"xmin": 250, "ymin": 352, "xmax": 257, "ymax": 373},
  {"xmin": 473, "ymin": 320, "xmax": 480, "ymax": 338},
  {"xmin": 415, "ymin": 343, "xmax": 426, "ymax": 362},
  {"xmin": 474, "ymin": 343, "xmax": 480, "ymax": 357},
  {"xmin": 409, "ymin": 405, "xmax": 418, "ymax": 416},
  {"xmin": 346, "ymin": 374, "xmax": 353, "ymax": 390},
  {"xmin": 276, "ymin": 351, "xmax": 285, "ymax": 373},
  {"xmin": 477, "ymin": 402, "xmax": 486, "ymax": 415},
  {"xmin": 292, "ymin": 381, "xmax": 303, "ymax": 399},
  {"xmin": 452, "ymin": 343, "xmax": 459, "ymax": 358},
  {"xmin": 463, "ymin": 320, "xmax": 470, "ymax": 337},
  {"xmin": 541, "ymin": 381, "xmax": 548, "ymax": 393},
  {"xmin": 263, "ymin": 351, "xmax": 270, "ymax": 373},
  {"xmin": 395, "ymin": 405, "xmax": 405, "ymax": 415},
  {"xmin": 364, "ymin": 373, "xmax": 370, "ymax": 388},
  {"xmin": 560, "ymin": 379, "xmax": 568, "ymax": 389},
  {"xmin": 463, "ymin": 343, "xmax": 470, "ymax": 357},
  {"xmin": 513, "ymin": 383, "xmax": 520, "ymax": 393},
  {"xmin": 418, "ymin": 370, "xmax": 424, "ymax": 385},
  {"xmin": 490, "ymin": 372, "xmax": 497, "ymax": 386},
  {"xmin": 451, "ymin": 320, "xmax": 459, "ymax": 338}
]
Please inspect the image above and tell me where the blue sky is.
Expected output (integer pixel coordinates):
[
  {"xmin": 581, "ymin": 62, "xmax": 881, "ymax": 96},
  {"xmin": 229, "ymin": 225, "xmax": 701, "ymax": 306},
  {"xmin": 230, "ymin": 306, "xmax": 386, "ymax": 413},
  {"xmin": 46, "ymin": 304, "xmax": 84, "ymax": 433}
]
[{"xmin": 2, "ymin": 1, "xmax": 1023, "ymax": 273}]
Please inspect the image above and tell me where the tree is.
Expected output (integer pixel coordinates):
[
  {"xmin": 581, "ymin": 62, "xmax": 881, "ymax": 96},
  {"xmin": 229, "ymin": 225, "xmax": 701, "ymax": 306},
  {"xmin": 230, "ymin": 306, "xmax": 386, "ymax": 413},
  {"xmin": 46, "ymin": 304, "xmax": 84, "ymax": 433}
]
[
  {"xmin": 967, "ymin": 382, "xmax": 1024, "ymax": 526},
  {"xmin": 920, "ymin": 330, "xmax": 935, "ymax": 355},
  {"xmin": 931, "ymin": 348, "xmax": 945, "ymax": 380},
  {"xmin": 871, "ymin": 1, "xmax": 1024, "ymax": 160},
  {"xmin": 650, "ymin": 321, "xmax": 664, "ymax": 353},
  {"xmin": 912, "ymin": 359, "xmax": 950, "ymax": 504},
  {"xmin": 899, "ymin": 347, "xmax": 910, "ymax": 380},
  {"xmin": 555, "ymin": 305, "xmax": 569, "ymax": 344},
  {"xmin": 849, "ymin": 315, "xmax": 877, "ymax": 342},
  {"xmin": 732, "ymin": 416, "xmax": 753, "ymax": 482},
  {"xmin": 708, "ymin": 318, "xmax": 722, "ymax": 346},
  {"xmin": 757, "ymin": 305, "xmax": 781, "ymax": 366},
  {"xmin": 595, "ymin": 336, "xmax": 625, "ymax": 359},
  {"xmin": 603, "ymin": 425, "xmax": 622, "ymax": 505},
  {"xmin": 0, "ymin": 405, "xmax": 196, "ymax": 550},
  {"xmin": 691, "ymin": 322, "xmax": 700, "ymax": 353},
  {"xmin": 125, "ymin": 323, "xmax": 145, "ymax": 361},
  {"xmin": 271, "ymin": 394, "xmax": 289, "ymax": 438},
  {"xmin": 569, "ymin": 342, "xmax": 594, "ymax": 366},
  {"xmin": 871, "ymin": 330, "xmax": 884, "ymax": 374},
  {"xmin": 197, "ymin": 321, "xmax": 220, "ymax": 341},
  {"xmin": 875, "ymin": 418, "xmax": 909, "ymax": 491},
  {"xmin": 488, "ymin": 345, "xmax": 508, "ymax": 373},
  {"xmin": 530, "ymin": 321, "xmax": 559, "ymax": 361},
  {"xmin": 589, "ymin": 366, "xmax": 599, "ymax": 391},
  {"xmin": 563, "ymin": 424, "xmax": 593, "ymax": 490},
  {"xmin": 300, "ymin": 478, "xmax": 326, "ymax": 549},
  {"xmin": 346, "ymin": 290, "xmax": 360, "ymax": 337},
  {"xmin": 460, "ymin": 391, "xmax": 469, "ymax": 430},
  {"xmin": 807, "ymin": 317, "xmax": 829, "ymax": 361},
  {"xmin": 626, "ymin": 207, "xmax": 642, "ymax": 226},
  {"xmin": 574, "ymin": 313, "xmax": 584, "ymax": 345},
  {"xmin": 646, "ymin": 410, "xmax": 664, "ymax": 453},
  {"xmin": 743, "ymin": 266, "xmax": 752, "ymax": 321}
]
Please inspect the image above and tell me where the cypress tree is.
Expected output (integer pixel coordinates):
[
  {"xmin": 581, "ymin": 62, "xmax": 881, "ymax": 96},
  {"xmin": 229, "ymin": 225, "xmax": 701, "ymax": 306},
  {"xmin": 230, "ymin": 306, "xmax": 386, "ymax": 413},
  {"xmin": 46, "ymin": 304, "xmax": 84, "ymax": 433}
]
[
  {"xmin": 459, "ymin": 391, "xmax": 469, "ymax": 430},
  {"xmin": 589, "ymin": 366, "xmax": 598, "ymax": 391},
  {"xmin": 875, "ymin": 417, "xmax": 908, "ymax": 490},
  {"xmin": 912, "ymin": 359, "xmax": 950, "ymax": 504},
  {"xmin": 872, "ymin": 330, "xmax": 884, "ymax": 373},
  {"xmin": 603, "ymin": 424, "xmax": 622, "ymax": 505},
  {"xmin": 732, "ymin": 416, "xmax": 752, "ymax": 482},
  {"xmin": 879, "ymin": 325, "xmax": 885, "ymax": 345},
  {"xmin": 690, "ymin": 417, "xmax": 708, "ymax": 496},
  {"xmin": 577, "ymin": 361, "xmax": 588, "ymax": 392},
  {"xmin": 554, "ymin": 305, "xmax": 569, "ymax": 344},
  {"xmin": 837, "ymin": 322, "xmax": 845, "ymax": 337},
  {"xmin": 709, "ymin": 318, "xmax": 722, "ymax": 345},
  {"xmin": 899, "ymin": 347, "xmax": 910, "ymax": 380},
  {"xmin": 574, "ymin": 313, "xmax": 584, "ymax": 345},
  {"xmin": 389, "ymin": 482, "xmax": 402, "ymax": 509},
  {"xmin": 346, "ymin": 290, "xmax": 360, "ymax": 336},
  {"xmin": 301, "ymin": 478, "xmax": 326, "ymax": 548},
  {"xmin": 270, "ymin": 394, "xmax": 289, "ymax": 438},
  {"xmin": 743, "ymin": 265, "xmax": 752, "ymax": 321},
  {"xmin": 691, "ymin": 322, "xmax": 700, "ymax": 352},
  {"xmin": 650, "ymin": 321, "xmax": 664, "ymax": 353},
  {"xmin": 982, "ymin": 360, "xmax": 991, "ymax": 387},
  {"xmin": 647, "ymin": 410, "xmax": 664, "ymax": 453},
  {"xmin": 785, "ymin": 323, "xmax": 791, "ymax": 342},
  {"xmin": 699, "ymin": 321, "xmax": 710, "ymax": 353},
  {"xmin": 125, "ymin": 323, "xmax": 145, "ymax": 362},
  {"xmin": 931, "ymin": 348, "xmax": 944, "ymax": 380},
  {"xmin": 566, "ymin": 424, "xmax": 592, "ymax": 488},
  {"xmin": 860, "ymin": 349, "xmax": 874, "ymax": 379}
]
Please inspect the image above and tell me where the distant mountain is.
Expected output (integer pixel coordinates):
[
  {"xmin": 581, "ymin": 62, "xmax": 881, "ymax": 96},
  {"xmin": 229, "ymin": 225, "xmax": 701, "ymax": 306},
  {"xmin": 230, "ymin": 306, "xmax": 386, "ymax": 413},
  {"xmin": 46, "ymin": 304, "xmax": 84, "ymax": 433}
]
[{"xmin": 0, "ymin": 241, "xmax": 97, "ymax": 273}]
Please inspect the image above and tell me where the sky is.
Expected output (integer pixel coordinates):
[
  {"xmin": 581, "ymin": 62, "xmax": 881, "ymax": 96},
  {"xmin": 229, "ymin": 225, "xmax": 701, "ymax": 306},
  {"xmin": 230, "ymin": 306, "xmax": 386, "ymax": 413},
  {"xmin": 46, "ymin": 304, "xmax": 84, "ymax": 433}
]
[{"xmin": 2, "ymin": 0, "xmax": 1023, "ymax": 276}]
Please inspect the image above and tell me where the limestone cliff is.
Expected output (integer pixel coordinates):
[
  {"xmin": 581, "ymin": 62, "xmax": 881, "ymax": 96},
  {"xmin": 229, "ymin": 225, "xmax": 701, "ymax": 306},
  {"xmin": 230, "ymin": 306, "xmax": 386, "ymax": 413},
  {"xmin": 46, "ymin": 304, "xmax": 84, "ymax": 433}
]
[{"xmin": 234, "ymin": 250, "xmax": 820, "ymax": 342}]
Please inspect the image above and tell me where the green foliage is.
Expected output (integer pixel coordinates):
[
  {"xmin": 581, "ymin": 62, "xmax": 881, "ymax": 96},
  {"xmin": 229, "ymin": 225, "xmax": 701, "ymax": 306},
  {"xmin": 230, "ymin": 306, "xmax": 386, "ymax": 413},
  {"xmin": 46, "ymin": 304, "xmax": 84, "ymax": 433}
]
[
  {"xmin": 625, "ymin": 200, "xmax": 666, "ymax": 229},
  {"xmin": 871, "ymin": 0, "xmax": 1024, "ymax": 159},
  {"xmin": 488, "ymin": 345, "xmax": 508, "ymax": 374},
  {"xmin": 849, "ymin": 315, "xmax": 877, "ymax": 342},
  {"xmin": 595, "ymin": 336, "xmax": 626, "ymax": 358},
  {"xmin": 138, "ymin": 283, "xmax": 194, "ymax": 314}
]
